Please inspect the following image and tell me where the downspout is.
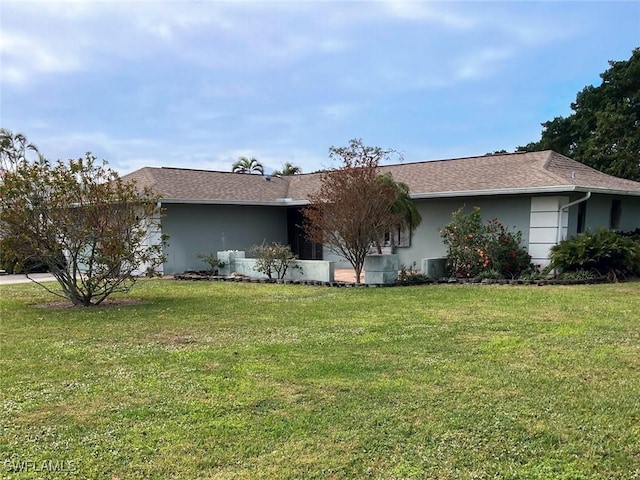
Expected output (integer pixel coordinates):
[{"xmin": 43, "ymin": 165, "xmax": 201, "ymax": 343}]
[{"xmin": 556, "ymin": 192, "xmax": 592, "ymax": 244}]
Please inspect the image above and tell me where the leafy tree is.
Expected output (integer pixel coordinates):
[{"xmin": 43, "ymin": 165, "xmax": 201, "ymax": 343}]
[
  {"xmin": 273, "ymin": 162, "xmax": 302, "ymax": 176},
  {"xmin": 232, "ymin": 156, "xmax": 264, "ymax": 175},
  {"xmin": 519, "ymin": 48, "xmax": 640, "ymax": 181},
  {"xmin": 0, "ymin": 142, "xmax": 166, "ymax": 306},
  {"xmin": 376, "ymin": 172, "xmax": 422, "ymax": 251},
  {"xmin": 0, "ymin": 128, "xmax": 44, "ymax": 272},
  {"xmin": 302, "ymin": 139, "xmax": 409, "ymax": 283}
]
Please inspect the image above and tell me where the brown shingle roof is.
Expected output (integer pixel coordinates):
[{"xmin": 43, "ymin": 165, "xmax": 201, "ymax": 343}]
[
  {"xmin": 123, "ymin": 151, "xmax": 640, "ymax": 204},
  {"xmin": 123, "ymin": 167, "xmax": 290, "ymax": 204}
]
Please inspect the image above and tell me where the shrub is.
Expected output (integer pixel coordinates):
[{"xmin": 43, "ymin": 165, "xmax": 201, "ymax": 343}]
[
  {"xmin": 440, "ymin": 207, "xmax": 531, "ymax": 279},
  {"xmin": 196, "ymin": 253, "xmax": 225, "ymax": 275},
  {"xmin": 549, "ymin": 228, "xmax": 640, "ymax": 280},
  {"xmin": 558, "ymin": 269, "xmax": 599, "ymax": 281},
  {"xmin": 439, "ymin": 207, "xmax": 488, "ymax": 278},
  {"xmin": 475, "ymin": 269, "xmax": 502, "ymax": 281},
  {"xmin": 484, "ymin": 219, "xmax": 532, "ymax": 278},
  {"xmin": 250, "ymin": 242, "xmax": 301, "ymax": 280},
  {"xmin": 398, "ymin": 262, "xmax": 431, "ymax": 284}
]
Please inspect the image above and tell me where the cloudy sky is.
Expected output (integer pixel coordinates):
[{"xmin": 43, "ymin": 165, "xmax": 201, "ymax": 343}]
[{"xmin": 1, "ymin": 1, "xmax": 638, "ymax": 175}]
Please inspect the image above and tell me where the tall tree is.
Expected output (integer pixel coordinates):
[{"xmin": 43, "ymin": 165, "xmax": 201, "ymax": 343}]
[
  {"xmin": 0, "ymin": 135, "xmax": 166, "ymax": 306},
  {"xmin": 232, "ymin": 156, "xmax": 264, "ymax": 175},
  {"xmin": 302, "ymin": 139, "xmax": 410, "ymax": 283},
  {"xmin": 273, "ymin": 162, "xmax": 302, "ymax": 176},
  {"xmin": 519, "ymin": 48, "xmax": 640, "ymax": 181},
  {"xmin": 0, "ymin": 128, "xmax": 42, "ymax": 174},
  {"xmin": 377, "ymin": 172, "xmax": 422, "ymax": 236}
]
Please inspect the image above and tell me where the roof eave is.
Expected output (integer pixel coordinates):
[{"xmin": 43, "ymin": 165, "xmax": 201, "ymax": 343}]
[
  {"xmin": 160, "ymin": 198, "xmax": 293, "ymax": 207},
  {"xmin": 158, "ymin": 184, "xmax": 640, "ymax": 206},
  {"xmin": 411, "ymin": 185, "xmax": 640, "ymax": 199}
]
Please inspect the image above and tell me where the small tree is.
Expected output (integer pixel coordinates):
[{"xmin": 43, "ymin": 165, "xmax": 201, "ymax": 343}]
[
  {"xmin": 251, "ymin": 242, "xmax": 300, "ymax": 280},
  {"xmin": 302, "ymin": 139, "xmax": 407, "ymax": 283},
  {"xmin": 0, "ymin": 151, "xmax": 166, "ymax": 306}
]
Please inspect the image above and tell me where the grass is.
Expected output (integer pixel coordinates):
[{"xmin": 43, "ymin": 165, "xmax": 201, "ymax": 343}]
[{"xmin": 1, "ymin": 279, "xmax": 639, "ymax": 479}]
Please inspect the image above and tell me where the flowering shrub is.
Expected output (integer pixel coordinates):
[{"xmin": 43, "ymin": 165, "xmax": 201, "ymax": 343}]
[
  {"xmin": 440, "ymin": 207, "xmax": 531, "ymax": 279},
  {"xmin": 484, "ymin": 219, "xmax": 532, "ymax": 278},
  {"xmin": 250, "ymin": 242, "xmax": 301, "ymax": 280}
]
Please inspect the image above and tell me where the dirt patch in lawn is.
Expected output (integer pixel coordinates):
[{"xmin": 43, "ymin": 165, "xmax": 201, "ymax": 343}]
[{"xmin": 35, "ymin": 298, "xmax": 146, "ymax": 309}]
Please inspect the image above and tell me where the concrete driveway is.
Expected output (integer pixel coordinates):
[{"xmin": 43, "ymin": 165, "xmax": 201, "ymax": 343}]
[{"xmin": 0, "ymin": 273, "xmax": 57, "ymax": 285}]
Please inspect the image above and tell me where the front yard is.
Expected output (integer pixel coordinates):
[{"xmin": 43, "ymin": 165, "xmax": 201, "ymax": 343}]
[{"xmin": 1, "ymin": 280, "xmax": 639, "ymax": 479}]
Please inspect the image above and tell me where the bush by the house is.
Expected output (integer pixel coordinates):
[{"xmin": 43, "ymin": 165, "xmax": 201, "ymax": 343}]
[
  {"xmin": 250, "ymin": 242, "xmax": 300, "ymax": 280},
  {"xmin": 398, "ymin": 262, "xmax": 431, "ymax": 284},
  {"xmin": 440, "ymin": 207, "xmax": 531, "ymax": 279},
  {"xmin": 549, "ymin": 228, "xmax": 640, "ymax": 281},
  {"xmin": 196, "ymin": 253, "xmax": 225, "ymax": 275}
]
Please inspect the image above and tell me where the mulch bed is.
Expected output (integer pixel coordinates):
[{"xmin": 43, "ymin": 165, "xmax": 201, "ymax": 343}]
[{"xmin": 173, "ymin": 272, "xmax": 611, "ymax": 287}]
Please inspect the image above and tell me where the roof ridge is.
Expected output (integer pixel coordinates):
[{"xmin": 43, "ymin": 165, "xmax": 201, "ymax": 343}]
[
  {"xmin": 377, "ymin": 150, "xmax": 530, "ymax": 169},
  {"xmin": 538, "ymin": 150, "xmax": 577, "ymax": 185}
]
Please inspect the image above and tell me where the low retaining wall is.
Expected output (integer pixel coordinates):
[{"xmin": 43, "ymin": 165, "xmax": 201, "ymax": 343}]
[
  {"xmin": 364, "ymin": 254, "xmax": 398, "ymax": 285},
  {"xmin": 217, "ymin": 251, "xmax": 335, "ymax": 282}
]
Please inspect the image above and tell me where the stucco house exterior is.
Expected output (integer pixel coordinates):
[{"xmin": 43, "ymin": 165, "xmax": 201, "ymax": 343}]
[{"xmin": 123, "ymin": 150, "xmax": 640, "ymax": 275}]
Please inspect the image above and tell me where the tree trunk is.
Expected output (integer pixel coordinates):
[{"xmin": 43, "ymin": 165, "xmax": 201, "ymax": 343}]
[{"xmin": 354, "ymin": 266, "xmax": 362, "ymax": 284}]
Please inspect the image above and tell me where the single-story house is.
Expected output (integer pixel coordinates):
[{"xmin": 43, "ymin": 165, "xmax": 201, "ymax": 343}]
[{"xmin": 123, "ymin": 150, "xmax": 640, "ymax": 275}]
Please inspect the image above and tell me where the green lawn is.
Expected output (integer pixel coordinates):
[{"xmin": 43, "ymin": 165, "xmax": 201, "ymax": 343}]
[{"xmin": 1, "ymin": 280, "xmax": 639, "ymax": 479}]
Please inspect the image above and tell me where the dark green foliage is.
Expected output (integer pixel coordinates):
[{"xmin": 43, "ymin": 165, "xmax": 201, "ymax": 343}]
[
  {"xmin": 440, "ymin": 207, "xmax": 531, "ymax": 279},
  {"xmin": 549, "ymin": 229, "xmax": 640, "ymax": 280},
  {"xmin": 377, "ymin": 172, "xmax": 422, "ymax": 234},
  {"xmin": 558, "ymin": 269, "xmax": 600, "ymax": 281},
  {"xmin": 485, "ymin": 218, "xmax": 532, "ymax": 278},
  {"xmin": 196, "ymin": 253, "xmax": 225, "ymax": 274},
  {"xmin": 519, "ymin": 48, "xmax": 640, "ymax": 181},
  {"xmin": 398, "ymin": 261, "xmax": 431, "ymax": 284}
]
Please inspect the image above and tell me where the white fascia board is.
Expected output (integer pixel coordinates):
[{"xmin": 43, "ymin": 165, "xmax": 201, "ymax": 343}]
[
  {"xmin": 411, "ymin": 185, "xmax": 640, "ymax": 199},
  {"xmin": 159, "ymin": 198, "xmax": 312, "ymax": 207},
  {"xmin": 410, "ymin": 186, "xmax": 580, "ymax": 199},
  {"xmin": 572, "ymin": 186, "xmax": 640, "ymax": 197},
  {"xmin": 158, "ymin": 185, "xmax": 640, "ymax": 206}
]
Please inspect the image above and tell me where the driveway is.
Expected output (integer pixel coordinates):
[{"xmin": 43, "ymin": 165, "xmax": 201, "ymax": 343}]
[{"xmin": 0, "ymin": 273, "xmax": 57, "ymax": 285}]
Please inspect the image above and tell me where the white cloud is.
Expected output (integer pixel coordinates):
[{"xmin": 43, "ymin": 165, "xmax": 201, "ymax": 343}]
[
  {"xmin": 379, "ymin": 0, "xmax": 477, "ymax": 29},
  {"xmin": 320, "ymin": 103, "xmax": 360, "ymax": 121},
  {"xmin": 0, "ymin": 31, "xmax": 82, "ymax": 86},
  {"xmin": 453, "ymin": 47, "xmax": 515, "ymax": 81}
]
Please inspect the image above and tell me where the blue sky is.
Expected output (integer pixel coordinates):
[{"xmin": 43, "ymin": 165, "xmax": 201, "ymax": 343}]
[{"xmin": 1, "ymin": 1, "xmax": 638, "ymax": 175}]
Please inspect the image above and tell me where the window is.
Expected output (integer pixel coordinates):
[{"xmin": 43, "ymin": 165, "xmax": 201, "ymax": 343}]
[
  {"xmin": 379, "ymin": 225, "xmax": 412, "ymax": 249},
  {"xmin": 577, "ymin": 202, "xmax": 587, "ymax": 234},
  {"xmin": 610, "ymin": 199, "xmax": 622, "ymax": 230}
]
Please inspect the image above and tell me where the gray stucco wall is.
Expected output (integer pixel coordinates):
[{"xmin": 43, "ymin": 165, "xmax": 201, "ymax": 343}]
[
  {"xmin": 400, "ymin": 195, "xmax": 532, "ymax": 268},
  {"xmin": 325, "ymin": 195, "xmax": 532, "ymax": 270},
  {"xmin": 162, "ymin": 193, "xmax": 639, "ymax": 275},
  {"xmin": 566, "ymin": 193, "xmax": 640, "ymax": 236},
  {"xmin": 161, "ymin": 203, "xmax": 287, "ymax": 274}
]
